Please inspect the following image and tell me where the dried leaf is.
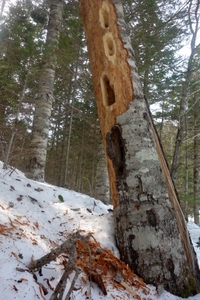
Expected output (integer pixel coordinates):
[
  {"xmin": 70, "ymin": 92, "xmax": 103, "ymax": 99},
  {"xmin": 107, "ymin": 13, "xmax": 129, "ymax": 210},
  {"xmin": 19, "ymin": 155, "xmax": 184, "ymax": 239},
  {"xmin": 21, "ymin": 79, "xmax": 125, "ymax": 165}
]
[
  {"xmin": 33, "ymin": 222, "xmax": 39, "ymax": 229},
  {"xmin": 81, "ymin": 276, "xmax": 87, "ymax": 284},
  {"xmin": 0, "ymin": 224, "xmax": 13, "ymax": 235},
  {"xmin": 49, "ymin": 240, "xmax": 58, "ymax": 247},
  {"xmin": 0, "ymin": 203, "xmax": 6, "ymax": 210},
  {"xmin": 17, "ymin": 278, "xmax": 28, "ymax": 283},
  {"xmin": 14, "ymin": 219, "xmax": 29, "ymax": 226},
  {"xmin": 30, "ymin": 238, "xmax": 38, "ymax": 245},
  {"xmin": 11, "ymin": 251, "xmax": 19, "ymax": 261}
]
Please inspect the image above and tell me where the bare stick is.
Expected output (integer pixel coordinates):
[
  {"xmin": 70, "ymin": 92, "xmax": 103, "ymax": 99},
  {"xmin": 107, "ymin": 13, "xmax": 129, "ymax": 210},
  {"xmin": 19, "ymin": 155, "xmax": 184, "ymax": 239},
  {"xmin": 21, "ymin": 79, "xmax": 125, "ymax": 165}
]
[
  {"xmin": 29, "ymin": 231, "xmax": 88, "ymax": 272},
  {"xmin": 28, "ymin": 231, "xmax": 90, "ymax": 300},
  {"xmin": 64, "ymin": 266, "xmax": 81, "ymax": 300}
]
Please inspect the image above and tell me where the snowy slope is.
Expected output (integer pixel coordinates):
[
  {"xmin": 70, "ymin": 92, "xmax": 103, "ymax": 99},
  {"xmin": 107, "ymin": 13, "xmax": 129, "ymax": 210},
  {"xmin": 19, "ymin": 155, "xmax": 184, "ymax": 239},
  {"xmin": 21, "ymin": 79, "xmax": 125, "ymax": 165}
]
[{"xmin": 0, "ymin": 162, "xmax": 200, "ymax": 300}]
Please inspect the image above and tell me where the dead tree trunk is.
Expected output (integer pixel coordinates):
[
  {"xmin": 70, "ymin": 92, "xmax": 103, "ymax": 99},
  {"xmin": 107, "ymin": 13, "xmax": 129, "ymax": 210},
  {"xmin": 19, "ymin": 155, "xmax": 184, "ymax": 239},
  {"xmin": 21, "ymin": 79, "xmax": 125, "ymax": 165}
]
[{"xmin": 79, "ymin": 0, "xmax": 200, "ymax": 297}]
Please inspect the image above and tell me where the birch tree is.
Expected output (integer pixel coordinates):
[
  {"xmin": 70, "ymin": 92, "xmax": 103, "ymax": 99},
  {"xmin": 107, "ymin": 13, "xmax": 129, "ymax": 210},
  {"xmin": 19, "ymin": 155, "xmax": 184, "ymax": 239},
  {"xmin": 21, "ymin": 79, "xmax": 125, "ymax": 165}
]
[
  {"xmin": 79, "ymin": 0, "xmax": 200, "ymax": 296},
  {"xmin": 26, "ymin": 0, "xmax": 63, "ymax": 181}
]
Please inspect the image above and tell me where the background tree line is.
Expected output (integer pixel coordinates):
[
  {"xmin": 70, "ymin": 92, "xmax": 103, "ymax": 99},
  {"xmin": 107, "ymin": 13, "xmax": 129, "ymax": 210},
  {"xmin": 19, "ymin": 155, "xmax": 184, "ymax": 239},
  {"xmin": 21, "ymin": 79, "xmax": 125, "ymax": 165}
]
[{"xmin": 0, "ymin": 0, "xmax": 200, "ymax": 222}]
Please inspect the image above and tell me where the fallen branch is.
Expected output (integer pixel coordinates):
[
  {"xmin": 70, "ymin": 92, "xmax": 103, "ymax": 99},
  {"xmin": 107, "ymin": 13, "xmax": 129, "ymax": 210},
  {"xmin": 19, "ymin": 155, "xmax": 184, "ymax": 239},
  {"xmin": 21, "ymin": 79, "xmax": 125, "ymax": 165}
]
[
  {"xmin": 29, "ymin": 231, "xmax": 89, "ymax": 272},
  {"xmin": 28, "ymin": 231, "xmax": 91, "ymax": 300}
]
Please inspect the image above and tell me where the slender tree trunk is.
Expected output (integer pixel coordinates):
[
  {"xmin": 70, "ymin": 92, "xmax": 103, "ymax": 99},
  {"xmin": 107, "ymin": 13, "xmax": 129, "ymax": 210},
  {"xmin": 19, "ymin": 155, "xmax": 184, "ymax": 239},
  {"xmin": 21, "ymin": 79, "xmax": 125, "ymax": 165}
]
[
  {"xmin": 4, "ymin": 68, "xmax": 30, "ymax": 169},
  {"xmin": 78, "ymin": 123, "xmax": 85, "ymax": 192},
  {"xmin": 184, "ymin": 114, "xmax": 189, "ymax": 220},
  {"xmin": 0, "ymin": 0, "xmax": 6, "ymax": 17},
  {"xmin": 193, "ymin": 110, "xmax": 200, "ymax": 225},
  {"xmin": 64, "ymin": 103, "xmax": 74, "ymax": 186},
  {"xmin": 171, "ymin": 0, "xmax": 200, "ymax": 182},
  {"xmin": 64, "ymin": 66, "xmax": 79, "ymax": 186},
  {"xmin": 26, "ymin": 0, "xmax": 63, "ymax": 181},
  {"xmin": 79, "ymin": 0, "xmax": 200, "ymax": 296},
  {"xmin": 95, "ymin": 140, "xmax": 110, "ymax": 204}
]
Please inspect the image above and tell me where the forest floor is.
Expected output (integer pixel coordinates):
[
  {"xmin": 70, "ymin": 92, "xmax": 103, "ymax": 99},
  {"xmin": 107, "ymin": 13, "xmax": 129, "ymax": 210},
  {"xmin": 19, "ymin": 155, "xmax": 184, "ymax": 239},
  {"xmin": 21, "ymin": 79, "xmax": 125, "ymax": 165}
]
[{"xmin": 0, "ymin": 162, "xmax": 200, "ymax": 300}]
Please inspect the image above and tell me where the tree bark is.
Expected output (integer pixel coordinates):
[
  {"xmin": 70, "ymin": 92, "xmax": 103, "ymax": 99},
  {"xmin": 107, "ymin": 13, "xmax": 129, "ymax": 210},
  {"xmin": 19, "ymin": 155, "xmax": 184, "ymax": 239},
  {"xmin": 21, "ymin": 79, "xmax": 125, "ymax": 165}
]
[
  {"xmin": 95, "ymin": 140, "xmax": 110, "ymax": 204},
  {"xmin": 79, "ymin": 0, "xmax": 200, "ymax": 296},
  {"xmin": 193, "ymin": 107, "xmax": 200, "ymax": 225},
  {"xmin": 26, "ymin": 0, "xmax": 63, "ymax": 181},
  {"xmin": 184, "ymin": 114, "xmax": 189, "ymax": 220}
]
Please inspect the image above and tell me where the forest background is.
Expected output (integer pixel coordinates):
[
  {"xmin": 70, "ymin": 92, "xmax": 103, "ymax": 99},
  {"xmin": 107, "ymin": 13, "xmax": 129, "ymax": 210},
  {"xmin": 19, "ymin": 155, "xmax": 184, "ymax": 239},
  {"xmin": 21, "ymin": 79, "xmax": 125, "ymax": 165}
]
[{"xmin": 0, "ymin": 0, "xmax": 200, "ymax": 222}]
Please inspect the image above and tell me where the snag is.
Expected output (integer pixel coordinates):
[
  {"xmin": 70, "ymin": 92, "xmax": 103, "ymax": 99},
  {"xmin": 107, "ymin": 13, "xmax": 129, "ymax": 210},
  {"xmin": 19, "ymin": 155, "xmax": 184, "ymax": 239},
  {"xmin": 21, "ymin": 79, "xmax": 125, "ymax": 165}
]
[{"xmin": 79, "ymin": 0, "xmax": 200, "ymax": 296}]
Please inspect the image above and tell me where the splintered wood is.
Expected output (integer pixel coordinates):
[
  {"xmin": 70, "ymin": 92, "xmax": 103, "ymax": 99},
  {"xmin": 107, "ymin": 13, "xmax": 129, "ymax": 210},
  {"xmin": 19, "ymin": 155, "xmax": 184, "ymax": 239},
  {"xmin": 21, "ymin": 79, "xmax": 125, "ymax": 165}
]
[
  {"xmin": 75, "ymin": 239, "xmax": 151, "ymax": 299},
  {"xmin": 28, "ymin": 231, "xmax": 152, "ymax": 299}
]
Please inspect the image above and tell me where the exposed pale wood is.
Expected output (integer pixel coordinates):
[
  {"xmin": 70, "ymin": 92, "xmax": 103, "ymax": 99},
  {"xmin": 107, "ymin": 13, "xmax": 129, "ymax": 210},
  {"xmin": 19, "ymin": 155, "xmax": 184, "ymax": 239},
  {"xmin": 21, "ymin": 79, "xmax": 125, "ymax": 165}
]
[{"xmin": 79, "ymin": 0, "xmax": 134, "ymax": 207}]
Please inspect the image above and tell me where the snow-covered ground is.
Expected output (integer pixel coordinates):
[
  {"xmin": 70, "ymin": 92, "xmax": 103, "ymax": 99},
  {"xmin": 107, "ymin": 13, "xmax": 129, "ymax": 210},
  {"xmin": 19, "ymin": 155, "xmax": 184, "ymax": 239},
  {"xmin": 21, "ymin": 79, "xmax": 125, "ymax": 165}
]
[{"xmin": 0, "ymin": 162, "xmax": 200, "ymax": 300}]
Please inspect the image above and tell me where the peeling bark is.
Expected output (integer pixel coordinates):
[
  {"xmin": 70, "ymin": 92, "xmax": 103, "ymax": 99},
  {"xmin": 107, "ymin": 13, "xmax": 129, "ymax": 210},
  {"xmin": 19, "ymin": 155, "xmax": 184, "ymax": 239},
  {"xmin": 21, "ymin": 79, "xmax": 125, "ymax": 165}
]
[{"xmin": 79, "ymin": 0, "xmax": 200, "ymax": 296}]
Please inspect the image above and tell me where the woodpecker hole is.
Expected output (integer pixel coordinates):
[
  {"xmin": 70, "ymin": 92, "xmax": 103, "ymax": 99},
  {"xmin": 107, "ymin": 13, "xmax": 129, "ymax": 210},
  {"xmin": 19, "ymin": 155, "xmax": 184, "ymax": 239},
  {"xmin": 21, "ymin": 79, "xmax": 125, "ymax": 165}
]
[
  {"xmin": 99, "ymin": 2, "xmax": 110, "ymax": 28},
  {"xmin": 106, "ymin": 125, "xmax": 125, "ymax": 177},
  {"xmin": 101, "ymin": 74, "xmax": 116, "ymax": 107},
  {"xmin": 106, "ymin": 36, "xmax": 115, "ymax": 56},
  {"xmin": 103, "ymin": 33, "xmax": 116, "ymax": 60}
]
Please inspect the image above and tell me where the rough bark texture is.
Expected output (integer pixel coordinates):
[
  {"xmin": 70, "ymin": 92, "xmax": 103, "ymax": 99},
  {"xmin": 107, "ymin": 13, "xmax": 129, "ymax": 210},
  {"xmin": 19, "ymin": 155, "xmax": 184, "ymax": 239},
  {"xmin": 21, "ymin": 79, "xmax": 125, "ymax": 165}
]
[
  {"xmin": 79, "ymin": 0, "xmax": 200, "ymax": 296},
  {"xmin": 26, "ymin": 0, "xmax": 63, "ymax": 181},
  {"xmin": 95, "ymin": 141, "xmax": 110, "ymax": 204}
]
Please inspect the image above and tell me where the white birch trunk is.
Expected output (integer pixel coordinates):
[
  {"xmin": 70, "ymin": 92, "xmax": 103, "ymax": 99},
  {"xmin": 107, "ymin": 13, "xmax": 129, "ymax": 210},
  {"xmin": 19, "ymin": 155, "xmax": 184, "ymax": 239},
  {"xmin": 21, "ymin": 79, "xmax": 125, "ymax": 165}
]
[
  {"xmin": 79, "ymin": 0, "xmax": 200, "ymax": 296},
  {"xmin": 26, "ymin": 0, "xmax": 63, "ymax": 181}
]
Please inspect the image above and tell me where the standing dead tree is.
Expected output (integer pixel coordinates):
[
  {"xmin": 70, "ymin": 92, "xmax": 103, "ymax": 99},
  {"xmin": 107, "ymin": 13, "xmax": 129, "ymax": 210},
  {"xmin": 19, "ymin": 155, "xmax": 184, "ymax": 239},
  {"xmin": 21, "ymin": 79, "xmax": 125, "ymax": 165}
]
[{"xmin": 79, "ymin": 0, "xmax": 200, "ymax": 296}]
